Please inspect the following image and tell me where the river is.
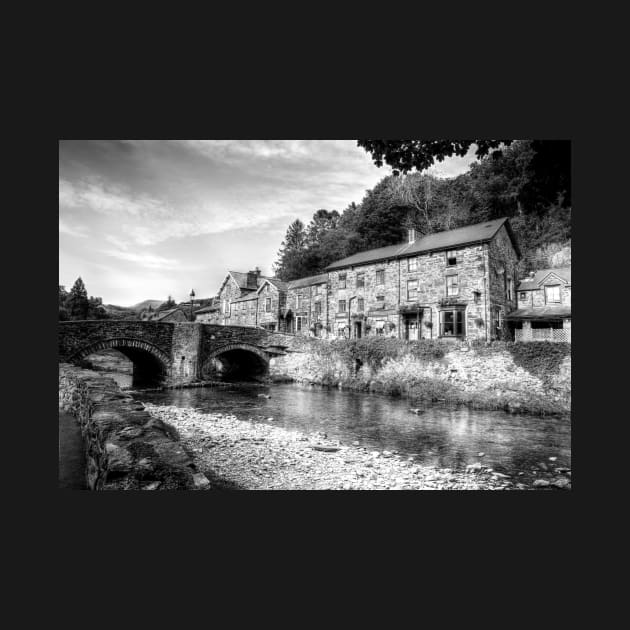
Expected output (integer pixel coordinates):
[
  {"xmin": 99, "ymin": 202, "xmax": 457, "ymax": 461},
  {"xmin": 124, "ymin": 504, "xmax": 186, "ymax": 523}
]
[{"xmin": 132, "ymin": 381, "xmax": 571, "ymax": 478}]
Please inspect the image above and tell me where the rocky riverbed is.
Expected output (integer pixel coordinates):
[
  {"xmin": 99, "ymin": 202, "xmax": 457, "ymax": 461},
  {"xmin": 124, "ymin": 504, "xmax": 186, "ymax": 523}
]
[{"xmin": 143, "ymin": 403, "xmax": 571, "ymax": 490}]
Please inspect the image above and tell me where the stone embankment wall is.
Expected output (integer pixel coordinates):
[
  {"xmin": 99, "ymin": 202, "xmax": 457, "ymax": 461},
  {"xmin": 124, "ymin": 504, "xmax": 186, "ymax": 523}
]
[
  {"xmin": 270, "ymin": 340, "xmax": 571, "ymax": 414},
  {"xmin": 59, "ymin": 364, "xmax": 210, "ymax": 490}
]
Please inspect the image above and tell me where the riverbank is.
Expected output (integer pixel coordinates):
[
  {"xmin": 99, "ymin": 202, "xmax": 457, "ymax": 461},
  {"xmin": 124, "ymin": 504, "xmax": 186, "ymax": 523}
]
[
  {"xmin": 143, "ymin": 403, "xmax": 571, "ymax": 490},
  {"xmin": 270, "ymin": 338, "xmax": 571, "ymax": 416}
]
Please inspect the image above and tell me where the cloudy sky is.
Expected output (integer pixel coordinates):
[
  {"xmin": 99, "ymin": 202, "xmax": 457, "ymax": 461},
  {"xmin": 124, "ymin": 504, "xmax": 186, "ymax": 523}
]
[{"xmin": 59, "ymin": 140, "xmax": 477, "ymax": 306}]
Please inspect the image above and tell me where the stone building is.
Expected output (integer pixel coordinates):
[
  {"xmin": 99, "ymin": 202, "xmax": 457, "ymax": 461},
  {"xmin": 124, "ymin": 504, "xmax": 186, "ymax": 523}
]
[
  {"xmin": 285, "ymin": 273, "xmax": 329, "ymax": 336},
  {"xmin": 506, "ymin": 267, "xmax": 571, "ymax": 342},
  {"xmin": 203, "ymin": 217, "xmax": 523, "ymax": 342},
  {"xmin": 325, "ymin": 217, "xmax": 520, "ymax": 342}
]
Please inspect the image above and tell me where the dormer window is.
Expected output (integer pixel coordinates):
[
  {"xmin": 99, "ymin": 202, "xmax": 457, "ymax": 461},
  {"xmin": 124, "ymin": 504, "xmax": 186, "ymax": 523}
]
[{"xmin": 446, "ymin": 250, "xmax": 457, "ymax": 266}]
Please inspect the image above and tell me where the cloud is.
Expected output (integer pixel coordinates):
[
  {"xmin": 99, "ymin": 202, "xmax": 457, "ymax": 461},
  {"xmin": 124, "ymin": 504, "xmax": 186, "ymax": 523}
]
[
  {"xmin": 59, "ymin": 178, "xmax": 173, "ymax": 218},
  {"xmin": 101, "ymin": 247, "xmax": 203, "ymax": 271},
  {"xmin": 59, "ymin": 219, "xmax": 89, "ymax": 238}
]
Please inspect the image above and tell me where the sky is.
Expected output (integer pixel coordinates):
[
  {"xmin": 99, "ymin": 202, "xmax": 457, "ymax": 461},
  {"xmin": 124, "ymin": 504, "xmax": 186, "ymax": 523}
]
[{"xmin": 59, "ymin": 140, "xmax": 477, "ymax": 306}]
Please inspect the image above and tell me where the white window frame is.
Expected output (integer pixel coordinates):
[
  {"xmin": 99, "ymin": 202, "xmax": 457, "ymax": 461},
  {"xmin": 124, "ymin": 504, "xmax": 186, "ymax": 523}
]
[
  {"xmin": 446, "ymin": 274, "xmax": 459, "ymax": 296},
  {"xmin": 408, "ymin": 257, "xmax": 418, "ymax": 272},
  {"xmin": 545, "ymin": 285, "xmax": 561, "ymax": 304}
]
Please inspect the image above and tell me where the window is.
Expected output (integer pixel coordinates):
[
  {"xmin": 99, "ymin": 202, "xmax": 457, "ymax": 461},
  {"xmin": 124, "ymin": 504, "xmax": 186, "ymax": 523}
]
[
  {"xmin": 297, "ymin": 294, "xmax": 303, "ymax": 309},
  {"xmin": 507, "ymin": 278, "xmax": 514, "ymax": 301},
  {"xmin": 265, "ymin": 297, "xmax": 272, "ymax": 312},
  {"xmin": 446, "ymin": 274, "xmax": 459, "ymax": 296},
  {"xmin": 408, "ymin": 257, "xmax": 418, "ymax": 272},
  {"xmin": 358, "ymin": 298, "xmax": 364, "ymax": 312},
  {"xmin": 356, "ymin": 273, "xmax": 365, "ymax": 288},
  {"xmin": 313, "ymin": 285, "xmax": 318, "ymax": 295},
  {"xmin": 376, "ymin": 294, "xmax": 384, "ymax": 302},
  {"xmin": 439, "ymin": 309, "xmax": 465, "ymax": 337},
  {"xmin": 339, "ymin": 274, "xmax": 346, "ymax": 289},
  {"xmin": 545, "ymin": 285, "xmax": 561, "ymax": 303},
  {"xmin": 314, "ymin": 301, "xmax": 322, "ymax": 316},
  {"xmin": 407, "ymin": 279, "xmax": 418, "ymax": 300},
  {"xmin": 338, "ymin": 300, "xmax": 346, "ymax": 313},
  {"xmin": 519, "ymin": 292, "xmax": 527, "ymax": 301},
  {"xmin": 376, "ymin": 269, "xmax": 385, "ymax": 285},
  {"xmin": 446, "ymin": 250, "xmax": 457, "ymax": 266},
  {"xmin": 296, "ymin": 316, "xmax": 306, "ymax": 332}
]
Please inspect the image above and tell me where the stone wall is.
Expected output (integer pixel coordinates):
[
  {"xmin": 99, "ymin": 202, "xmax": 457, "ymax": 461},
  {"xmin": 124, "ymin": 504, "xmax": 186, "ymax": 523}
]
[
  {"xmin": 269, "ymin": 339, "xmax": 571, "ymax": 414},
  {"xmin": 59, "ymin": 364, "xmax": 209, "ymax": 490}
]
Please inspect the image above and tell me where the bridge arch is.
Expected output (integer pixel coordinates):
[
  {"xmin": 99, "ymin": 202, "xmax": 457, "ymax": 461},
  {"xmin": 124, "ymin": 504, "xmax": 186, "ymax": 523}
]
[
  {"xmin": 202, "ymin": 343, "xmax": 270, "ymax": 382},
  {"xmin": 69, "ymin": 337, "xmax": 171, "ymax": 387}
]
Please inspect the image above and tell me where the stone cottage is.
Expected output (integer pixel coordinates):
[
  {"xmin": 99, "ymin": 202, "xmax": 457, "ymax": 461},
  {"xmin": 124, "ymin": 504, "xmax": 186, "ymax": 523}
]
[
  {"xmin": 324, "ymin": 217, "xmax": 520, "ymax": 342},
  {"xmin": 506, "ymin": 267, "xmax": 571, "ymax": 342}
]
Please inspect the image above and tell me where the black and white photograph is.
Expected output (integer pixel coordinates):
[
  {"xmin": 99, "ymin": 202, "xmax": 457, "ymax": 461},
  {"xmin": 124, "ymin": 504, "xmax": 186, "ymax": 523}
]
[{"xmin": 58, "ymin": 139, "xmax": 571, "ymax": 491}]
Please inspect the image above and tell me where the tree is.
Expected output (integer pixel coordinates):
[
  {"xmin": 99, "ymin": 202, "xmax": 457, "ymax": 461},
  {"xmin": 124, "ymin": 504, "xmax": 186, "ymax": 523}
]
[
  {"xmin": 66, "ymin": 277, "xmax": 89, "ymax": 320},
  {"xmin": 273, "ymin": 219, "xmax": 309, "ymax": 281},
  {"xmin": 157, "ymin": 296, "xmax": 176, "ymax": 311},
  {"xmin": 357, "ymin": 139, "xmax": 570, "ymax": 208},
  {"xmin": 357, "ymin": 140, "xmax": 512, "ymax": 174}
]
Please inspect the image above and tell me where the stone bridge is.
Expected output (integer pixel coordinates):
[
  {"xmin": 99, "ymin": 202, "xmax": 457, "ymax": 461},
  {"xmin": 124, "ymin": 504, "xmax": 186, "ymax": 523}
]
[{"xmin": 58, "ymin": 321, "xmax": 295, "ymax": 387}]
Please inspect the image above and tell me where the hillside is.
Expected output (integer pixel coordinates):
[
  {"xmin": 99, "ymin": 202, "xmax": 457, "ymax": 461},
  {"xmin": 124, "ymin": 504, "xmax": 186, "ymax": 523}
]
[{"xmin": 129, "ymin": 299, "xmax": 163, "ymax": 312}]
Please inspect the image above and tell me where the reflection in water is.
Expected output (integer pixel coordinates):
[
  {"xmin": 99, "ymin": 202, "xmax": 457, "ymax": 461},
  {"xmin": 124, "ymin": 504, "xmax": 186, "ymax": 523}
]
[{"xmin": 135, "ymin": 382, "xmax": 571, "ymax": 477}]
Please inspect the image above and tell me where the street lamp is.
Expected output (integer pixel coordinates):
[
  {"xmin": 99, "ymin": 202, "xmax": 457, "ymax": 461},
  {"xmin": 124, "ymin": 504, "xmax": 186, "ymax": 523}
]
[{"xmin": 189, "ymin": 289, "xmax": 195, "ymax": 321}]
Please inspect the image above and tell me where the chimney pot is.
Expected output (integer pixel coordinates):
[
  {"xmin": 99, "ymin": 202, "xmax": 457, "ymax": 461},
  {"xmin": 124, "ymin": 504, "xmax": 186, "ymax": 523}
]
[{"xmin": 408, "ymin": 227, "xmax": 416, "ymax": 244}]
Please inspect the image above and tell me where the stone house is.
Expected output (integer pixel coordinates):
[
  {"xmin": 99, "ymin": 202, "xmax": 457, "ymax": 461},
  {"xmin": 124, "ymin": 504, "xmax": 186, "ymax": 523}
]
[
  {"xmin": 255, "ymin": 278, "xmax": 288, "ymax": 332},
  {"xmin": 324, "ymin": 217, "xmax": 521, "ymax": 342},
  {"xmin": 209, "ymin": 268, "xmax": 272, "ymax": 325},
  {"xmin": 285, "ymin": 274, "xmax": 329, "ymax": 336},
  {"xmin": 506, "ymin": 267, "xmax": 571, "ymax": 342}
]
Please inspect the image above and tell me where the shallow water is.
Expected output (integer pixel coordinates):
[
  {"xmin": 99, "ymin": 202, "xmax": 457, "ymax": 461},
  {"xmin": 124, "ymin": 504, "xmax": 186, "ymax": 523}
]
[{"xmin": 136, "ymin": 381, "xmax": 571, "ymax": 477}]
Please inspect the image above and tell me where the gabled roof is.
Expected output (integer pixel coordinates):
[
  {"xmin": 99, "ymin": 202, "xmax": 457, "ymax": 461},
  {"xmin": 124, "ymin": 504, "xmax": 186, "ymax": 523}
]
[
  {"xmin": 287, "ymin": 273, "xmax": 328, "ymax": 290},
  {"xmin": 518, "ymin": 267, "xmax": 571, "ymax": 291},
  {"xmin": 219, "ymin": 271, "xmax": 274, "ymax": 295},
  {"xmin": 326, "ymin": 217, "xmax": 519, "ymax": 271},
  {"xmin": 256, "ymin": 277, "xmax": 288, "ymax": 294}
]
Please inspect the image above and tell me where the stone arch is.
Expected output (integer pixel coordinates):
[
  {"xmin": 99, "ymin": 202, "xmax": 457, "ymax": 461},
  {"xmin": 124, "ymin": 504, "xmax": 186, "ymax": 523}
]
[
  {"xmin": 70, "ymin": 337, "xmax": 171, "ymax": 387},
  {"xmin": 202, "ymin": 343, "xmax": 270, "ymax": 382}
]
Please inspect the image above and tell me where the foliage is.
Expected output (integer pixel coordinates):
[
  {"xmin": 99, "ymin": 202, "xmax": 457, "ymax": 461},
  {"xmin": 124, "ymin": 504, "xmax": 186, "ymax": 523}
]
[
  {"xmin": 506, "ymin": 341, "xmax": 571, "ymax": 382},
  {"xmin": 272, "ymin": 140, "xmax": 571, "ymax": 281},
  {"xmin": 156, "ymin": 296, "xmax": 177, "ymax": 311},
  {"xmin": 314, "ymin": 337, "xmax": 446, "ymax": 370},
  {"xmin": 60, "ymin": 277, "xmax": 109, "ymax": 320},
  {"xmin": 357, "ymin": 140, "xmax": 512, "ymax": 174}
]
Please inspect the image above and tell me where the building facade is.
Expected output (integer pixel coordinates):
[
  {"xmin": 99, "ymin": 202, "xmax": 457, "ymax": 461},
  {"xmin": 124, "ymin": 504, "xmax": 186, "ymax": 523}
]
[
  {"xmin": 506, "ymin": 267, "xmax": 571, "ymax": 342},
  {"xmin": 325, "ymin": 217, "xmax": 520, "ymax": 342},
  {"xmin": 200, "ymin": 218, "xmax": 525, "ymax": 342}
]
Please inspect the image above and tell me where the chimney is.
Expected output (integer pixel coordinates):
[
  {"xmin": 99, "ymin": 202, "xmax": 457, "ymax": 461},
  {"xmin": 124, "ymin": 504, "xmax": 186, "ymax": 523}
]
[
  {"xmin": 407, "ymin": 227, "xmax": 416, "ymax": 244},
  {"xmin": 247, "ymin": 267, "xmax": 261, "ymax": 287}
]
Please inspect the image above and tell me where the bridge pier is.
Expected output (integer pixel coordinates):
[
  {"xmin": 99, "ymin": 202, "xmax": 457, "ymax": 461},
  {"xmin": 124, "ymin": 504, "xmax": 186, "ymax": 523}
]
[{"xmin": 168, "ymin": 323, "xmax": 203, "ymax": 386}]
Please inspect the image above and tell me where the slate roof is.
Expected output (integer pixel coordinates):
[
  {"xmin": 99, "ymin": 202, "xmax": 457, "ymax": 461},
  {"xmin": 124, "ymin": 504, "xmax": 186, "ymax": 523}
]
[
  {"xmin": 287, "ymin": 273, "xmax": 328, "ymax": 290},
  {"xmin": 326, "ymin": 217, "xmax": 519, "ymax": 271},
  {"xmin": 194, "ymin": 304, "xmax": 220, "ymax": 314},
  {"xmin": 257, "ymin": 277, "xmax": 288, "ymax": 292},
  {"xmin": 506, "ymin": 306, "xmax": 571, "ymax": 320},
  {"xmin": 518, "ymin": 267, "xmax": 571, "ymax": 291},
  {"xmin": 150, "ymin": 308, "xmax": 187, "ymax": 321}
]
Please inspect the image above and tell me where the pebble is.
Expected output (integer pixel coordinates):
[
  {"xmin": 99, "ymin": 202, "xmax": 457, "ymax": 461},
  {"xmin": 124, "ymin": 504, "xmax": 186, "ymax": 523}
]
[
  {"xmin": 141, "ymin": 403, "xmax": 560, "ymax": 491},
  {"xmin": 532, "ymin": 479, "xmax": 550, "ymax": 488}
]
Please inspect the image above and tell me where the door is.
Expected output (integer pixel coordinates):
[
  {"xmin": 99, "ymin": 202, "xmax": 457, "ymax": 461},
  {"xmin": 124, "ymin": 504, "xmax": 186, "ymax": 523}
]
[
  {"xmin": 354, "ymin": 321, "xmax": 362, "ymax": 339},
  {"xmin": 406, "ymin": 318, "xmax": 419, "ymax": 341}
]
